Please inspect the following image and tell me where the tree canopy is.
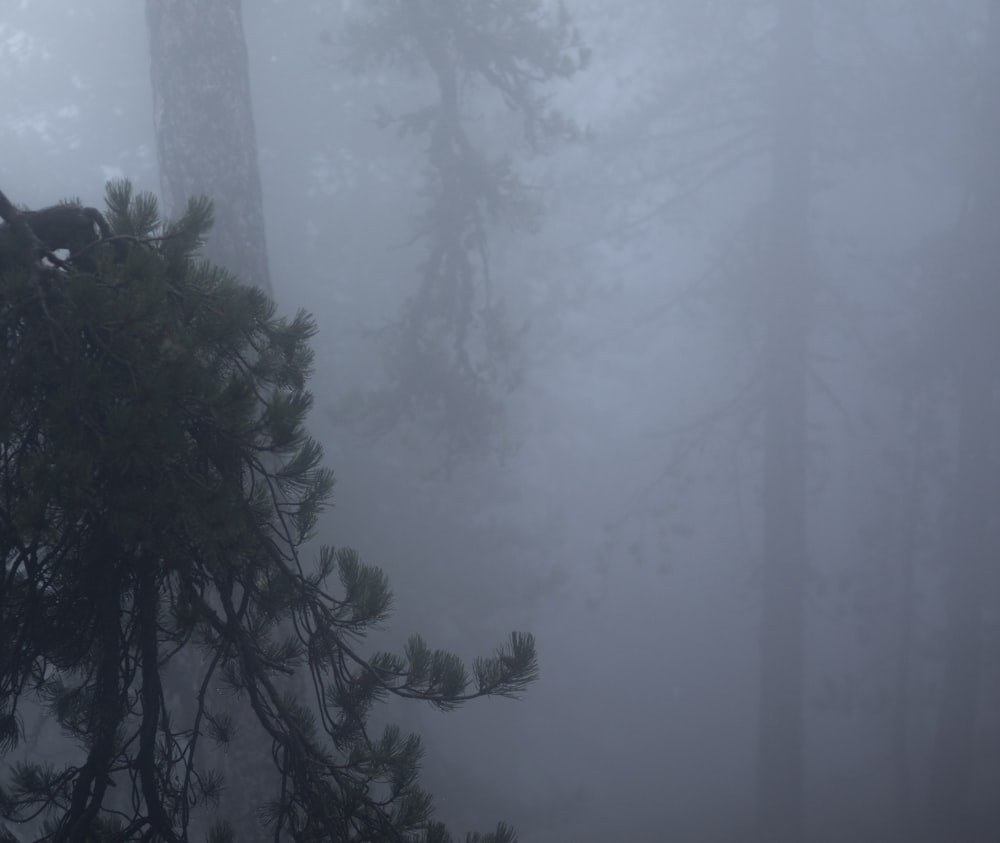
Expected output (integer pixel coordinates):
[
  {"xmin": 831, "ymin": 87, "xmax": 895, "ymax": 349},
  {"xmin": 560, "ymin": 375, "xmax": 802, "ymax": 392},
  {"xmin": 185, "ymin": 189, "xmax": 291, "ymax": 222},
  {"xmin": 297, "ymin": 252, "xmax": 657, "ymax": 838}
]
[{"xmin": 0, "ymin": 181, "xmax": 536, "ymax": 843}]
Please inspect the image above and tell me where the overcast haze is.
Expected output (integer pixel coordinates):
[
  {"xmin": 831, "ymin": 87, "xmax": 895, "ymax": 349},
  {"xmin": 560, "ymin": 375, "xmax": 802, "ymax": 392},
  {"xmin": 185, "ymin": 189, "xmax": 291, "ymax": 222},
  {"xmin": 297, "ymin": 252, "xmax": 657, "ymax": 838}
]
[{"xmin": 2, "ymin": 1, "xmax": 999, "ymax": 841}]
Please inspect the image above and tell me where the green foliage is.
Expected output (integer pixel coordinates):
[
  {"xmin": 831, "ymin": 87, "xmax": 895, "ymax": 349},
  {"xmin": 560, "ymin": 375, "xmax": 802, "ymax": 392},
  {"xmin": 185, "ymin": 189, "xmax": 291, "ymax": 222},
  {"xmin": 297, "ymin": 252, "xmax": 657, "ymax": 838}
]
[{"xmin": 0, "ymin": 182, "xmax": 537, "ymax": 842}]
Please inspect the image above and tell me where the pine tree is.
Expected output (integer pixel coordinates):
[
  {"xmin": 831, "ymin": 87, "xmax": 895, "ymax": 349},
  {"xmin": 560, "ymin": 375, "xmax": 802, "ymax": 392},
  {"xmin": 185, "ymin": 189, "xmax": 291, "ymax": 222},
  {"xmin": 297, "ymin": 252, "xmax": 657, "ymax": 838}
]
[
  {"xmin": 339, "ymin": 0, "xmax": 588, "ymax": 462},
  {"xmin": 0, "ymin": 181, "xmax": 537, "ymax": 843}
]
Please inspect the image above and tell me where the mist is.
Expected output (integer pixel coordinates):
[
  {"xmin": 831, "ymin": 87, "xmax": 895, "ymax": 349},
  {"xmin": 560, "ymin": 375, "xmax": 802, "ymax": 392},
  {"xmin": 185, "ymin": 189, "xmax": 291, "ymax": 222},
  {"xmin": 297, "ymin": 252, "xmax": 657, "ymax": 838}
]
[{"xmin": 2, "ymin": 1, "xmax": 998, "ymax": 841}]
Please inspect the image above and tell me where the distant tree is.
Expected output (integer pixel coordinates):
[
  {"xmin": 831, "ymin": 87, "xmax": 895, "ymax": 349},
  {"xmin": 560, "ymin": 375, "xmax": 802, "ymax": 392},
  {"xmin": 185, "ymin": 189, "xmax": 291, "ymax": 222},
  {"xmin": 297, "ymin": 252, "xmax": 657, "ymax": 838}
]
[
  {"xmin": 145, "ymin": 0, "xmax": 272, "ymax": 293},
  {"xmin": 753, "ymin": 2, "xmax": 814, "ymax": 839},
  {"xmin": 338, "ymin": 0, "xmax": 588, "ymax": 462},
  {"xmin": 574, "ymin": 2, "xmax": 817, "ymax": 836},
  {"xmin": 835, "ymin": 4, "xmax": 1000, "ymax": 838},
  {"xmin": 0, "ymin": 182, "xmax": 536, "ymax": 843},
  {"xmin": 922, "ymin": 4, "xmax": 1000, "ymax": 839}
]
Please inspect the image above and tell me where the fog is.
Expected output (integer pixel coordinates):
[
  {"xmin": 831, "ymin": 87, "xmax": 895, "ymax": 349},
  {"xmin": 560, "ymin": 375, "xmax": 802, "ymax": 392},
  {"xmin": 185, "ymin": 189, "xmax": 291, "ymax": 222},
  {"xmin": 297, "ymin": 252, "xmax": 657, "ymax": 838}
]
[{"xmin": 2, "ymin": 1, "xmax": 999, "ymax": 841}]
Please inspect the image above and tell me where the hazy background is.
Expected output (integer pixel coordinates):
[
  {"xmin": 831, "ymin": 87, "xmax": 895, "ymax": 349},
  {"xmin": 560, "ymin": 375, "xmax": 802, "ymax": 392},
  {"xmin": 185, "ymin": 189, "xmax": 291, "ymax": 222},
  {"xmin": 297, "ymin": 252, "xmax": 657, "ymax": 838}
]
[{"xmin": 2, "ymin": 1, "xmax": 998, "ymax": 841}]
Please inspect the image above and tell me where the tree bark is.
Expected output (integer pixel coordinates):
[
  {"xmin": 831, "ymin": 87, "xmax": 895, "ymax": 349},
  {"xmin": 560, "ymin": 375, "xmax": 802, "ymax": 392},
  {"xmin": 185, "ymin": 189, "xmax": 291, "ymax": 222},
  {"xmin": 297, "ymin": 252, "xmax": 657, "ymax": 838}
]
[
  {"xmin": 146, "ymin": 0, "xmax": 271, "ymax": 294},
  {"xmin": 144, "ymin": 5, "xmax": 275, "ymax": 837},
  {"xmin": 755, "ymin": 0, "xmax": 813, "ymax": 840}
]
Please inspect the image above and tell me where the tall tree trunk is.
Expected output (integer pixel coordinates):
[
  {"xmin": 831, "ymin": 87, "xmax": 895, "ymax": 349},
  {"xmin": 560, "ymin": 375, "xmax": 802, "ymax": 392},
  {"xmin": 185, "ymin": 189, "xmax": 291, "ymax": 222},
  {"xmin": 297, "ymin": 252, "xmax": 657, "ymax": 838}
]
[
  {"xmin": 145, "ymin": 4, "xmax": 274, "ymax": 837},
  {"xmin": 755, "ymin": 0, "xmax": 813, "ymax": 840},
  {"xmin": 925, "ymin": 5, "xmax": 1000, "ymax": 838},
  {"xmin": 146, "ymin": 0, "xmax": 271, "ymax": 293}
]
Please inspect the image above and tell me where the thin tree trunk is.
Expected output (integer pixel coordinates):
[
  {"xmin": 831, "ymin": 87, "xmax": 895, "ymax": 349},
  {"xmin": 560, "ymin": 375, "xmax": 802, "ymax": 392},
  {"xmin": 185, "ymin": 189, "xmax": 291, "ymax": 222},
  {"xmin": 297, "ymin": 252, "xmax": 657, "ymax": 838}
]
[
  {"xmin": 146, "ymin": 0, "xmax": 271, "ymax": 293},
  {"xmin": 755, "ymin": 0, "xmax": 813, "ymax": 840}
]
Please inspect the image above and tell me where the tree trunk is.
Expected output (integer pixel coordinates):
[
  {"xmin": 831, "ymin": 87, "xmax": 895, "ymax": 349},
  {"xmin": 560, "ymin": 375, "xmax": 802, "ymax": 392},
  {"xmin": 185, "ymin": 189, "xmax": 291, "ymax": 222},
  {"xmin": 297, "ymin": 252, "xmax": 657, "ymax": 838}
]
[
  {"xmin": 925, "ymin": 5, "xmax": 1000, "ymax": 838},
  {"xmin": 755, "ymin": 0, "xmax": 813, "ymax": 840},
  {"xmin": 145, "ymin": 4, "xmax": 274, "ymax": 837},
  {"xmin": 145, "ymin": 0, "xmax": 271, "ymax": 293}
]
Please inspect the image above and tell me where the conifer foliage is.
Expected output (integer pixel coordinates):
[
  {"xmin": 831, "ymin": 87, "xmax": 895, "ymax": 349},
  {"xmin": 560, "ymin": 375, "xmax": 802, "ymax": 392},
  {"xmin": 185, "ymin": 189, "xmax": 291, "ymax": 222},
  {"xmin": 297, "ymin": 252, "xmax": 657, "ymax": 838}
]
[
  {"xmin": 0, "ymin": 182, "xmax": 536, "ymax": 843},
  {"xmin": 340, "ymin": 0, "xmax": 588, "ymax": 460}
]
